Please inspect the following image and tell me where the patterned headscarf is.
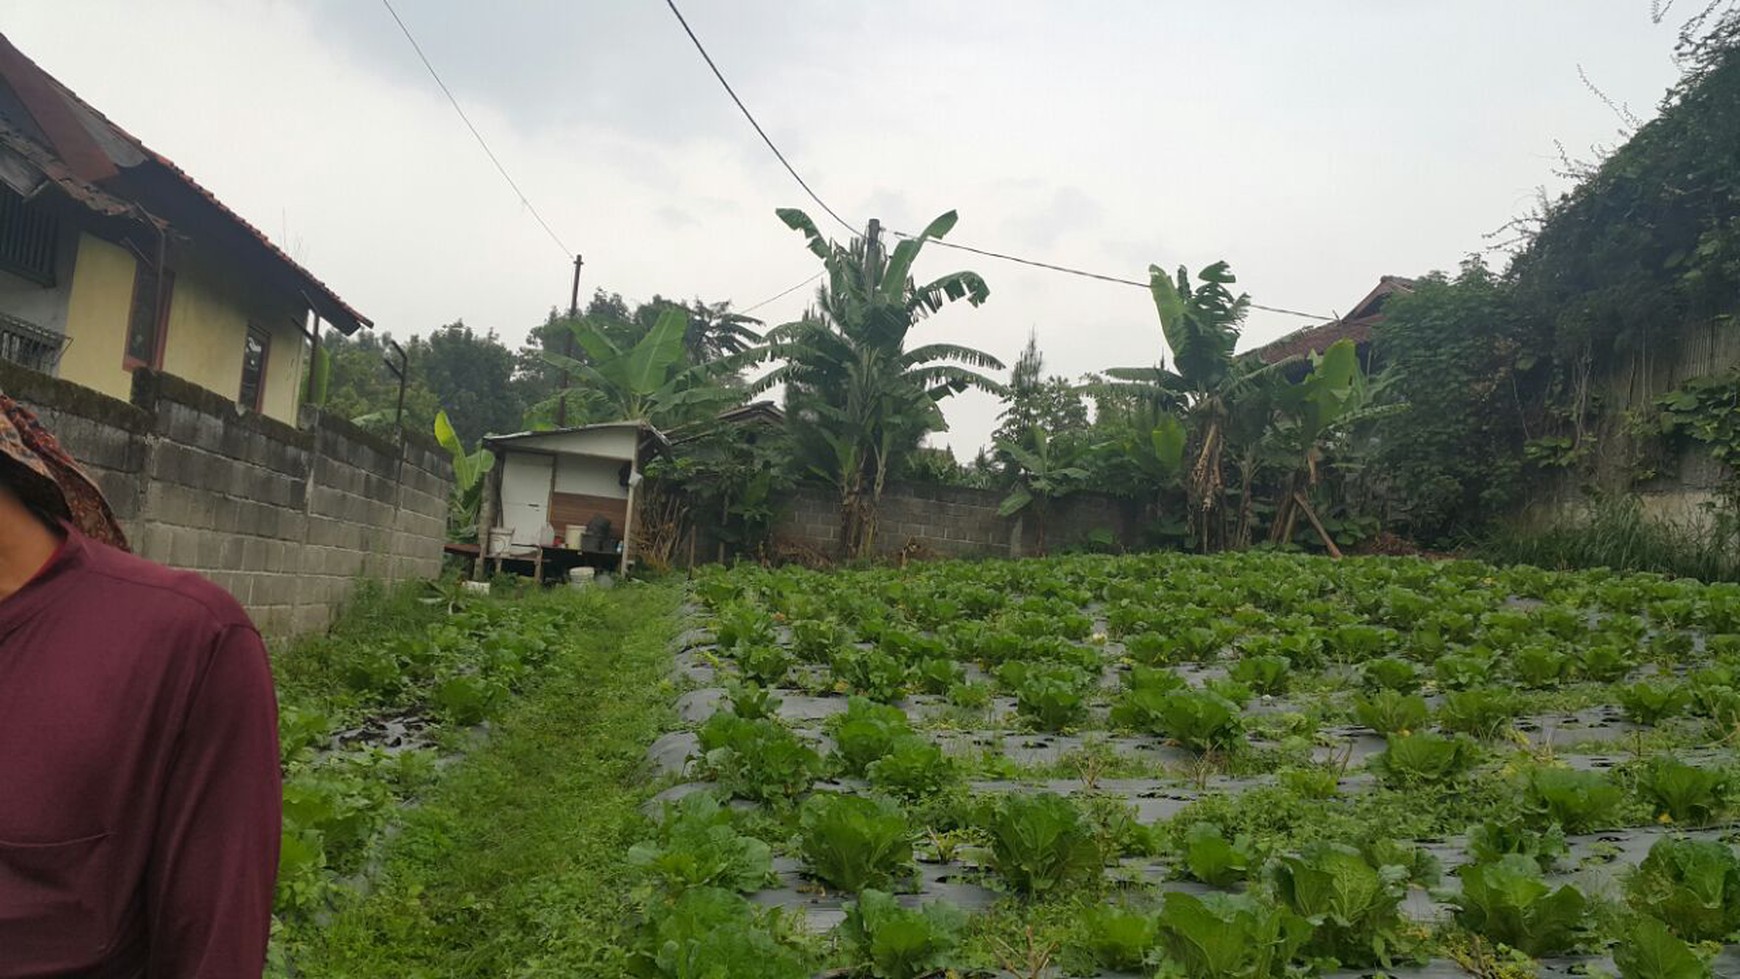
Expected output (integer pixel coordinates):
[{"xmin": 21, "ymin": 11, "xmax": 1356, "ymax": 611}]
[{"xmin": 0, "ymin": 392, "xmax": 130, "ymax": 551}]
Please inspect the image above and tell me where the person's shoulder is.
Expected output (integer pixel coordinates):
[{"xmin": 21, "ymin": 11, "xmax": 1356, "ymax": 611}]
[{"xmin": 76, "ymin": 534, "xmax": 257, "ymax": 635}]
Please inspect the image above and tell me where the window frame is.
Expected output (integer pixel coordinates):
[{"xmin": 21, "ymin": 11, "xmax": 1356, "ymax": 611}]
[
  {"xmin": 238, "ymin": 323, "xmax": 271, "ymax": 412},
  {"xmin": 123, "ymin": 265, "xmax": 173, "ymax": 372}
]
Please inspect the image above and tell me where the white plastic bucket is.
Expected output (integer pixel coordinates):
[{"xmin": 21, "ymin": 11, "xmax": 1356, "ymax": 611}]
[
  {"xmin": 568, "ymin": 567, "xmax": 597, "ymax": 589},
  {"xmin": 564, "ymin": 525, "xmax": 583, "ymax": 550}
]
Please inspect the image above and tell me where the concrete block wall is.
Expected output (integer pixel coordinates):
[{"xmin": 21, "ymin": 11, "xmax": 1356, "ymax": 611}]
[
  {"xmin": 769, "ymin": 481, "xmax": 1138, "ymax": 561},
  {"xmin": 0, "ymin": 361, "xmax": 453, "ymax": 638}
]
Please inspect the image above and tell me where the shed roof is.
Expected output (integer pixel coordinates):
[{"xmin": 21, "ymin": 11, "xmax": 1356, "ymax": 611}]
[
  {"xmin": 0, "ymin": 33, "xmax": 371, "ymax": 334},
  {"xmin": 484, "ymin": 420, "xmax": 671, "ymax": 453}
]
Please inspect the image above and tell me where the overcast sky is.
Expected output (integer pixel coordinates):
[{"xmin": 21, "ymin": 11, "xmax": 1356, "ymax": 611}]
[{"xmin": 4, "ymin": 1, "xmax": 1689, "ymax": 453}]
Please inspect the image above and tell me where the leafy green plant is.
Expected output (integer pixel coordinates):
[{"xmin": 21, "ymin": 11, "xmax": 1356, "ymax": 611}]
[
  {"xmin": 1511, "ymin": 643, "xmax": 1571, "ymax": 688},
  {"xmin": 698, "ymin": 712, "xmax": 822, "ymax": 804},
  {"xmin": 1577, "ymin": 643, "xmax": 1636, "ymax": 682},
  {"xmin": 1521, "ymin": 766, "xmax": 1622, "ymax": 833},
  {"xmin": 1229, "ymin": 654, "xmax": 1291, "ymax": 695},
  {"xmin": 1619, "ymin": 680, "xmax": 1692, "ymax": 726},
  {"xmin": 433, "ymin": 673, "xmax": 508, "ymax": 726},
  {"xmin": 1437, "ymin": 687, "xmax": 1518, "ymax": 740},
  {"xmin": 839, "ymin": 889, "xmax": 965, "ymax": 979},
  {"xmin": 866, "ymin": 737, "xmax": 957, "ymax": 802},
  {"xmin": 826, "ymin": 697, "xmax": 912, "ymax": 777},
  {"xmin": 1077, "ymin": 904, "xmax": 1158, "ymax": 972},
  {"xmin": 1433, "ymin": 651, "xmax": 1494, "ymax": 690},
  {"xmin": 790, "ymin": 617, "xmax": 847, "ymax": 663},
  {"xmin": 1465, "ymin": 816, "xmax": 1567, "ymax": 872},
  {"xmin": 1625, "ymin": 836, "xmax": 1740, "ymax": 942},
  {"xmin": 913, "ymin": 657, "xmax": 965, "ymax": 695},
  {"xmin": 798, "ymin": 793, "xmax": 913, "ymax": 893},
  {"xmin": 833, "ymin": 648, "xmax": 910, "ymax": 702},
  {"xmin": 1136, "ymin": 688, "xmax": 1244, "ymax": 753},
  {"xmin": 1181, "ymin": 821, "xmax": 1259, "ymax": 886},
  {"xmin": 1270, "ymin": 842, "xmax": 1409, "ymax": 968},
  {"xmin": 627, "ymin": 793, "xmax": 774, "ymax": 894},
  {"xmin": 724, "ymin": 680, "xmax": 782, "ymax": 721},
  {"xmin": 734, "ymin": 643, "xmax": 792, "ymax": 686},
  {"xmin": 634, "ymin": 886, "xmax": 809, "ymax": 979},
  {"xmin": 1452, "ymin": 854, "xmax": 1588, "ymax": 956},
  {"xmin": 1009, "ymin": 664, "xmax": 1093, "ymax": 731},
  {"xmin": 978, "ymin": 791, "xmax": 1103, "ymax": 897},
  {"xmin": 1359, "ymin": 656, "xmax": 1421, "ymax": 693},
  {"xmin": 946, "ymin": 681, "xmax": 992, "ymax": 710},
  {"xmin": 1634, "ymin": 757, "xmax": 1729, "ymax": 825},
  {"xmin": 715, "ymin": 604, "xmax": 776, "ymax": 650},
  {"xmin": 1370, "ymin": 732, "xmax": 1478, "ymax": 786},
  {"xmin": 1353, "ymin": 690, "xmax": 1429, "ymax": 735},
  {"xmin": 1153, "ymin": 891, "xmax": 1312, "ymax": 979},
  {"xmin": 1613, "ymin": 915, "xmax": 1712, "ymax": 979}
]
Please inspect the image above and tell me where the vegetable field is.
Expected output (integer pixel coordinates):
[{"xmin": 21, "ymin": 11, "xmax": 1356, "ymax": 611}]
[{"xmin": 631, "ymin": 553, "xmax": 1740, "ymax": 978}]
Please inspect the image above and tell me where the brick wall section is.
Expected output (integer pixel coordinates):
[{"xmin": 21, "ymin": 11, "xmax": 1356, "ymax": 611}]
[
  {"xmin": 771, "ymin": 481, "xmax": 1139, "ymax": 560},
  {"xmin": 0, "ymin": 361, "xmax": 452, "ymax": 638}
]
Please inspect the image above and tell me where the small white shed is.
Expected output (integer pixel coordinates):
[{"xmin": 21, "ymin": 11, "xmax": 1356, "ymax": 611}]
[{"xmin": 479, "ymin": 421, "xmax": 669, "ymax": 574}]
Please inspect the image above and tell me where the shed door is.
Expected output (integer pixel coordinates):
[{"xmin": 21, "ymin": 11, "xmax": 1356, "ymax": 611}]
[{"xmin": 500, "ymin": 453, "xmax": 554, "ymax": 546}]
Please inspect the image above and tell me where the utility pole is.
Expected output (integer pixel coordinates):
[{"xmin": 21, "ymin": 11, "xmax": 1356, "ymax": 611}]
[
  {"xmin": 556, "ymin": 253, "xmax": 584, "ymax": 427},
  {"xmin": 866, "ymin": 218, "xmax": 881, "ymax": 265}
]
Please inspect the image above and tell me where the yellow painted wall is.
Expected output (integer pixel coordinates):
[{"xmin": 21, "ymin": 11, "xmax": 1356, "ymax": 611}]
[
  {"xmin": 53, "ymin": 228, "xmax": 308, "ymax": 423},
  {"xmin": 159, "ymin": 254, "xmax": 305, "ymax": 424},
  {"xmin": 57, "ymin": 233, "xmax": 136, "ymax": 402}
]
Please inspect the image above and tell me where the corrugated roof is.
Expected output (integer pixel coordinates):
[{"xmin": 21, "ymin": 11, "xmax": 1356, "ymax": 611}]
[
  {"xmin": 484, "ymin": 420, "xmax": 671, "ymax": 450},
  {"xmin": 0, "ymin": 33, "xmax": 371, "ymax": 334},
  {"xmin": 1250, "ymin": 276, "xmax": 1416, "ymax": 365}
]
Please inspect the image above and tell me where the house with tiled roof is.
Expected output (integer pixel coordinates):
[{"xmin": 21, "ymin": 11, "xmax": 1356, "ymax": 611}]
[
  {"xmin": 1249, "ymin": 275, "xmax": 1416, "ymax": 373},
  {"xmin": 0, "ymin": 32, "xmax": 367, "ymax": 424}
]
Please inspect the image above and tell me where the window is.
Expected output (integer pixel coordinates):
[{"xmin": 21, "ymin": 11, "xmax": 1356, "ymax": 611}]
[
  {"xmin": 0, "ymin": 187, "xmax": 59, "ymax": 285},
  {"xmin": 238, "ymin": 324, "xmax": 270, "ymax": 411},
  {"xmin": 124, "ymin": 265, "xmax": 172, "ymax": 370}
]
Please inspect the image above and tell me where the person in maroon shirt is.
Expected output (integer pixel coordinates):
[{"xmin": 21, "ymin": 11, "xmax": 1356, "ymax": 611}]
[{"xmin": 0, "ymin": 394, "xmax": 281, "ymax": 978}]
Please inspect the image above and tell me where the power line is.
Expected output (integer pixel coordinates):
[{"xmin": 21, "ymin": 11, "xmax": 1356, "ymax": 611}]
[
  {"xmin": 380, "ymin": 0, "xmax": 572, "ymax": 259},
  {"xmin": 741, "ymin": 271, "xmax": 824, "ymax": 315},
  {"xmin": 658, "ymin": 0, "xmax": 1330, "ymax": 323},
  {"xmin": 662, "ymin": 0, "xmax": 859, "ymax": 239},
  {"xmin": 896, "ymin": 232, "xmax": 1332, "ymax": 321}
]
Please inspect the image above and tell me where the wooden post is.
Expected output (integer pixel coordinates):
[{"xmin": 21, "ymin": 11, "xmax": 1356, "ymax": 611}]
[
  {"xmin": 1294, "ymin": 492, "xmax": 1344, "ymax": 559},
  {"xmin": 619, "ymin": 435, "xmax": 642, "ymax": 575},
  {"xmin": 472, "ymin": 460, "xmax": 499, "ymax": 581}
]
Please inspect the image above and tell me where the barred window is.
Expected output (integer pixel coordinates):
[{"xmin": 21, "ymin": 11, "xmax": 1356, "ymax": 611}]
[{"xmin": 0, "ymin": 186, "xmax": 58, "ymax": 285}]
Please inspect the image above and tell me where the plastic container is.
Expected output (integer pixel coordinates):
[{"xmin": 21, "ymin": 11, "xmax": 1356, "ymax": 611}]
[
  {"xmin": 568, "ymin": 567, "xmax": 597, "ymax": 589},
  {"xmin": 564, "ymin": 525, "xmax": 583, "ymax": 550}
]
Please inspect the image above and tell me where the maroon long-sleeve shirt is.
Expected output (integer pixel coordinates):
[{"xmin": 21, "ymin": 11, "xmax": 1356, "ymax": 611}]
[{"xmin": 0, "ymin": 527, "xmax": 281, "ymax": 978}]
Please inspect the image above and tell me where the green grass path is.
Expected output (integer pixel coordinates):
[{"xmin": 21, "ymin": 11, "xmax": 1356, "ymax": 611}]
[{"xmin": 291, "ymin": 582, "xmax": 682, "ymax": 978}]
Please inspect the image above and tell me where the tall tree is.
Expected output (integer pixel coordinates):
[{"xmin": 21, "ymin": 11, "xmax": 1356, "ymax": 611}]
[
  {"xmin": 420, "ymin": 321, "xmax": 525, "ymax": 445},
  {"xmin": 759, "ymin": 209, "xmax": 1005, "ymax": 557},
  {"xmin": 993, "ymin": 332, "xmax": 1090, "ymax": 470}
]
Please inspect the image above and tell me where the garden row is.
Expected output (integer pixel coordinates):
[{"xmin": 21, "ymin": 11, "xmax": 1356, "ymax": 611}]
[
  {"xmin": 617, "ymin": 552, "xmax": 1740, "ymax": 978},
  {"xmin": 267, "ymin": 579, "xmax": 613, "ymax": 972}
]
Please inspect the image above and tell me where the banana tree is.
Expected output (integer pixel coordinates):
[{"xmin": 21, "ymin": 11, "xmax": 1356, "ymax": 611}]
[
  {"xmin": 758, "ymin": 209, "xmax": 1004, "ymax": 557},
  {"xmin": 1263, "ymin": 339, "xmax": 1393, "ymax": 552},
  {"xmin": 996, "ymin": 427, "xmax": 1091, "ymax": 554},
  {"xmin": 535, "ymin": 306, "xmax": 747, "ymax": 428},
  {"xmin": 434, "ymin": 408, "xmax": 495, "ymax": 541},
  {"xmin": 1101, "ymin": 262, "xmax": 1292, "ymax": 550}
]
